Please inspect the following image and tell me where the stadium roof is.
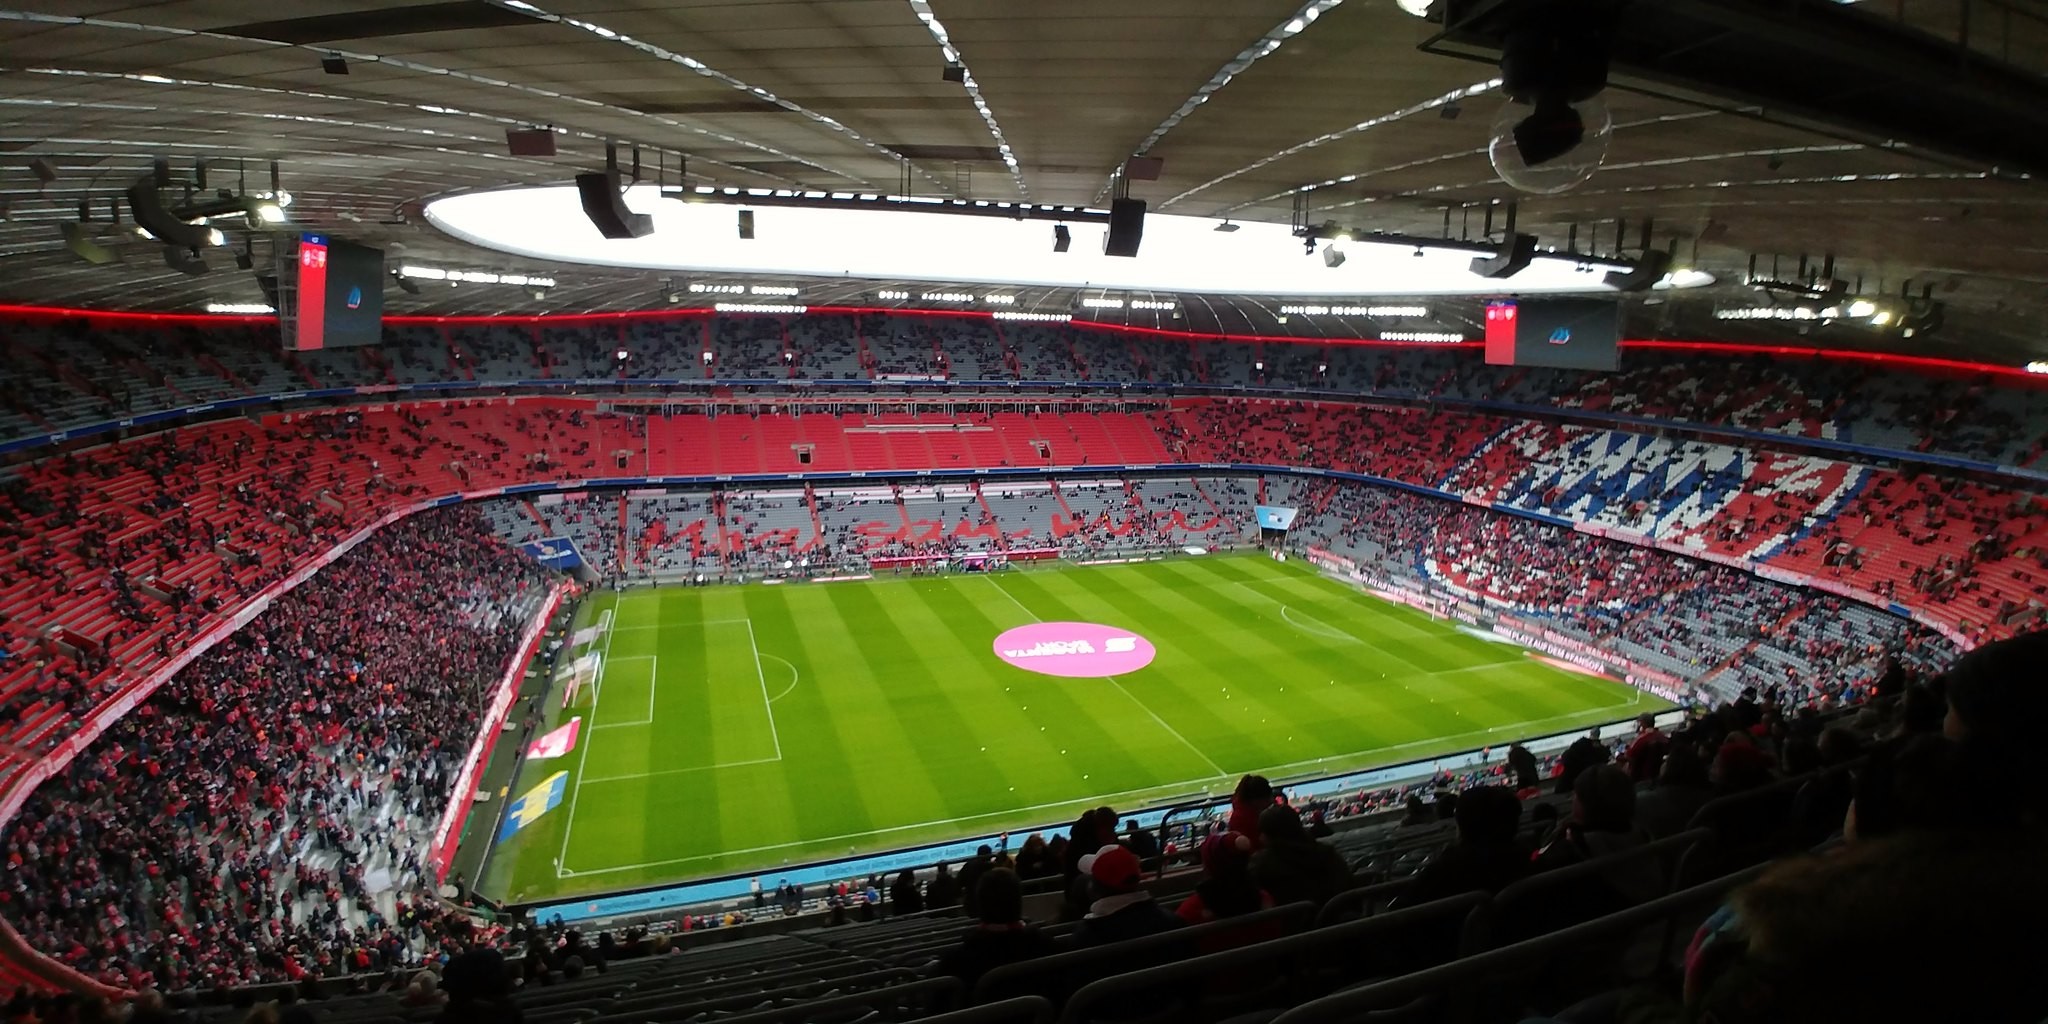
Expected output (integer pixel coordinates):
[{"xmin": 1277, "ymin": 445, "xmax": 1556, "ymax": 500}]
[{"xmin": 1, "ymin": 0, "xmax": 2045, "ymax": 360}]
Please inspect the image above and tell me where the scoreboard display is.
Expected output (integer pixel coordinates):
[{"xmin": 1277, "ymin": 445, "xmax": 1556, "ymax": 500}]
[
  {"xmin": 1484, "ymin": 299, "xmax": 1620, "ymax": 372},
  {"xmin": 292, "ymin": 233, "xmax": 385, "ymax": 351}
]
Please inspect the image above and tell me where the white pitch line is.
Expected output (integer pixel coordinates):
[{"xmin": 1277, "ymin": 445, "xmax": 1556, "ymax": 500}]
[
  {"xmin": 557, "ymin": 776, "xmax": 1226, "ymax": 875},
  {"xmin": 580, "ymin": 755, "xmax": 784, "ymax": 783},
  {"xmin": 565, "ymin": 696, "xmax": 1646, "ymax": 877},
  {"xmin": 557, "ymin": 599, "xmax": 622, "ymax": 877},
  {"xmin": 985, "ymin": 575, "xmax": 1225, "ymax": 779},
  {"xmin": 743, "ymin": 618, "xmax": 783, "ymax": 760},
  {"xmin": 1105, "ymin": 675, "xmax": 1228, "ymax": 777},
  {"xmin": 1229, "ymin": 579, "xmax": 1438, "ymax": 677},
  {"xmin": 760, "ymin": 653, "xmax": 801, "ymax": 704},
  {"xmin": 984, "ymin": 574, "xmax": 1038, "ymax": 623},
  {"xmin": 1279, "ymin": 603, "xmax": 1359, "ymax": 643},
  {"xmin": 588, "ymin": 655, "xmax": 656, "ymax": 729},
  {"xmin": 609, "ymin": 618, "xmax": 752, "ymax": 632}
]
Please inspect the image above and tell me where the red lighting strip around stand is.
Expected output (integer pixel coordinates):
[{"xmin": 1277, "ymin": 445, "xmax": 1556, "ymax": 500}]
[{"xmin": 0, "ymin": 301, "xmax": 2036, "ymax": 382}]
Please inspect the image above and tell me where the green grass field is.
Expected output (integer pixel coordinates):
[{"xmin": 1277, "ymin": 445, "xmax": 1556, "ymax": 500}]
[{"xmin": 479, "ymin": 552, "xmax": 1661, "ymax": 903}]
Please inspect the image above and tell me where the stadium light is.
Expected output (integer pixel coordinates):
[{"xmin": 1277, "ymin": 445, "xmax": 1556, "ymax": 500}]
[{"xmin": 714, "ymin": 302, "xmax": 807, "ymax": 314}]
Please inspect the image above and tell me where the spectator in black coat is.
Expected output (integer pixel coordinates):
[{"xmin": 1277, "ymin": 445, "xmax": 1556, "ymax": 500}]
[
  {"xmin": 890, "ymin": 869, "xmax": 923, "ymax": 917},
  {"xmin": 1394, "ymin": 786, "xmax": 1528, "ymax": 907},
  {"xmin": 1507, "ymin": 743, "xmax": 1540, "ymax": 792},
  {"xmin": 926, "ymin": 862, "xmax": 960, "ymax": 911},
  {"xmin": 1249, "ymin": 804, "xmax": 1357, "ymax": 908},
  {"xmin": 437, "ymin": 949, "xmax": 522, "ymax": 1024},
  {"xmin": 1554, "ymin": 733, "xmax": 1612, "ymax": 794},
  {"xmin": 958, "ymin": 845, "xmax": 995, "ymax": 914},
  {"xmin": 935, "ymin": 869, "xmax": 1057, "ymax": 987}
]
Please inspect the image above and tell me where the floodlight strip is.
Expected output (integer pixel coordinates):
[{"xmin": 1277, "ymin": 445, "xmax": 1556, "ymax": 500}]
[
  {"xmin": 1097, "ymin": 0, "xmax": 1345, "ymax": 202},
  {"xmin": 1161, "ymin": 79, "xmax": 1500, "ymax": 209},
  {"xmin": 905, "ymin": 0, "xmax": 1029, "ymax": 198},
  {"xmin": 0, "ymin": 11, "xmax": 841, "ymax": 187},
  {"xmin": 485, "ymin": 0, "xmax": 948, "ymax": 193}
]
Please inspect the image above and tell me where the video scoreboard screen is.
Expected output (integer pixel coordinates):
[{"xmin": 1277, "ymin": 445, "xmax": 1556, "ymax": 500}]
[
  {"xmin": 1254, "ymin": 505, "xmax": 1299, "ymax": 530},
  {"xmin": 292, "ymin": 233, "xmax": 385, "ymax": 351},
  {"xmin": 1484, "ymin": 299, "xmax": 1620, "ymax": 371}
]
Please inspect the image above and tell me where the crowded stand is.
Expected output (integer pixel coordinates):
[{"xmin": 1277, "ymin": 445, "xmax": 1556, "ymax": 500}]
[
  {"xmin": 1, "ymin": 506, "xmax": 549, "ymax": 990},
  {"xmin": 7, "ymin": 312, "xmax": 2048, "ymax": 467},
  {"xmin": 0, "ymin": 313, "xmax": 2043, "ymax": 1018},
  {"xmin": 0, "ymin": 389, "xmax": 2022, "ymax": 762},
  {"xmin": 1285, "ymin": 479, "xmax": 1956, "ymax": 702},
  {"xmin": 6, "ymin": 646, "xmax": 2041, "ymax": 1019}
]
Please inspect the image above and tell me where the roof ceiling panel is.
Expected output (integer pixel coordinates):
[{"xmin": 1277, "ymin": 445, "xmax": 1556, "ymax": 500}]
[{"xmin": 0, "ymin": 0, "xmax": 2042, "ymax": 358}]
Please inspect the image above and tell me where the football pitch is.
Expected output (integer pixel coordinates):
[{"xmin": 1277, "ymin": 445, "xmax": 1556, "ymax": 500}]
[{"xmin": 481, "ymin": 553, "xmax": 1662, "ymax": 903}]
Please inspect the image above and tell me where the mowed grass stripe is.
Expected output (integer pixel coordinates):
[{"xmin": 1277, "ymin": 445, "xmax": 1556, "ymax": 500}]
[
  {"xmin": 1069, "ymin": 563, "xmax": 1396, "ymax": 762},
  {"xmin": 926, "ymin": 577, "xmax": 1166, "ymax": 798},
  {"xmin": 485, "ymin": 554, "xmax": 1667, "ymax": 899},
  {"xmin": 1192, "ymin": 561, "xmax": 1485, "ymax": 673},
  {"xmin": 773, "ymin": 584, "xmax": 943, "ymax": 837},
  {"xmin": 1246, "ymin": 560, "xmax": 1648, "ymax": 721},
  {"xmin": 619, "ymin": 593, "xmax": 720, "ymax": 867},
  {"xmin": 1174, "ymin": 561, "xmax": 1484, "ymax": 746},
  {"xmin": 874, "ymin": 580, "xmax": 1047, "ymax": 803},
  {"xmin": 731, "ymin": 587, "xmax": 843, "ymax": 869},
  {"xmin": 822, "ymin": 581, "xmax": 1010, "ymax": 820},
  {"xmin": 998, "ymin": 568, "xmax": 1287, "ymax": 774}
]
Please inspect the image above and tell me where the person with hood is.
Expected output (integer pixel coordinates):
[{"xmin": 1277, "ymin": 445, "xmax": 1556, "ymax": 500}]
[
  {"xmin": 1249, "ymin": 803, "xmax": 1358, "ymax": 908},
  {"xmin": 1069, "ymin": 845, "xmax": 1181, "ymax": 946},
  {"xmin": 1226, "ymin": 775, "xmax": 1275, "ymax": 848}
]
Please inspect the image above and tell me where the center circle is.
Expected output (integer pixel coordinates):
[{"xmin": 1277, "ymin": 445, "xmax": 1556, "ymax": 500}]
[{"xmin": 992, "ymin": 622, "xmax": 1157, "ymax": 678}]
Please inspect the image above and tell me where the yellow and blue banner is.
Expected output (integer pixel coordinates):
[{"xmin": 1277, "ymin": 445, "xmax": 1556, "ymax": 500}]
[{"xmin": 498, "ymin": 770, "xmax": 569, "ymax": 841}]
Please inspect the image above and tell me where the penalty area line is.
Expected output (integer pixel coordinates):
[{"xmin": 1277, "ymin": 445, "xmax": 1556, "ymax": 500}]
[{"xmin": 559, "ymin": 697, "xmax": 1646, "ymax": 876}]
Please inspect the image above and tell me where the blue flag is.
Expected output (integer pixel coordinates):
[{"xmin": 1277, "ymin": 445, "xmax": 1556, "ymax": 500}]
[{"xmin": 497, "ymin": 770, "xmax": 570, "ymax": 841}]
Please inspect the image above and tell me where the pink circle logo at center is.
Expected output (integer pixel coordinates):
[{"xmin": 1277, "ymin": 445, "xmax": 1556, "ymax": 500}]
[{"xmin": 993, "ymin": 622, "xmax": 1157, "ymax": 678}]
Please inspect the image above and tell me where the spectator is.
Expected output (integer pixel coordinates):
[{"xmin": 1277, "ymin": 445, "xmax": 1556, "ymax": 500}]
[
  {"xmin": 1507, "ymin": 744, "xmax": 1540, "ymax": 793},
  {"xmin": 1070, "ymin": 845, "xmax": 1179, "ymax": 946},
  {"xmin": 1533, "ymin": 765, "xmax": 1660, "ymax": 905},
  {"xmin": 1013, "ymin": 834, "xmax": 1054, "ymax": 879},
  {"xmin": 1554, "ymin": 733, "xmax": 1612, "ymax": 794},
  {"xmin": 926, "ymin": 862, "xmax": 960, "ymax": 912},
  {"xmin": 1635, "ymin": 745, "xmax": 1713, "ymax": 840},
  {"xmin": 1943, "ymin": 628, "xmax": 2048, "ymax": 822},
  {"xmin": 1397, "ymin": 794, "xmax": 1432, "ymax": 827},
  {"xmin": 1176, "ymin": 832, "xmax": 1274, "ymax": 930},
  {"xmin": 1226, "ymin": 775, "xmax": 1275, "ymax": 847},
  {"xmin": 1395, "ymin": 786, "xmax": 1528, "ymax": 906},
  {"xmin": 1678, "ymin": 833, "xmax": 2048, "ymax": 1023},
  {"xmin": 438, "ymin": 949, "xmax": 521, "ymax": 1024},
  {"xmin": 1710, "ymin": 733, "xmax": 1776, "ymax": 794},
  {"xmin": 1123, "ymin": 818, "xmax": 1160, "ymax": 861},
  {"xmin": 958, "ymin": 845, "xmax": 996, "ymax": 914},
  {"xmin": 890, "ymin": 869, "xmax": 924, "ymax": 916},
  {"xmin": 934, "ymin": 868, "xmax": 1057, "ymax": 987},
  {"xmin": 1250, "ymin": 804, "xmax": 1358, "ymax": 908},
  {"xmin": 1620, "ymin": 713, "xmax": 1669, "ymax": 783}
]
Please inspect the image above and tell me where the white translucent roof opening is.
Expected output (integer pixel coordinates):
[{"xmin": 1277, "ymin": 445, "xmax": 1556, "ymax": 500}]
[{"xmin": 425, "ymin": 186, "xmax": 1702, "ymax": 298}]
